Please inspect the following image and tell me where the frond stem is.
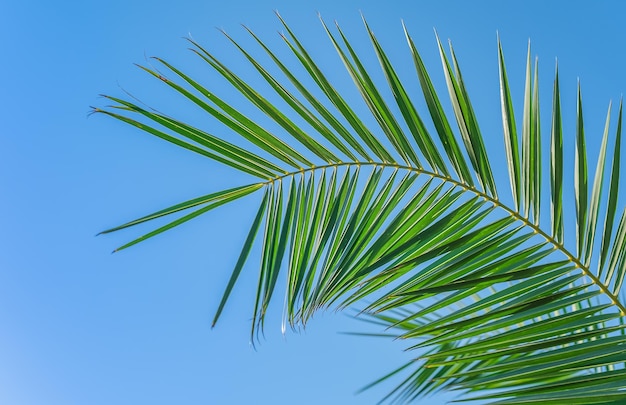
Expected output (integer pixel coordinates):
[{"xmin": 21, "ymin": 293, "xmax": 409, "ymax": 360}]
[{"xmin": 264, "ymin": 161, "xmax": 626, "ymax": 315}]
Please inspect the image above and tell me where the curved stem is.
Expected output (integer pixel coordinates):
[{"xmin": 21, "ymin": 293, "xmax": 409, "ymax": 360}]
[{"xmin": 264, "ymin": 161, "xmax": 626, "ymax": 315}]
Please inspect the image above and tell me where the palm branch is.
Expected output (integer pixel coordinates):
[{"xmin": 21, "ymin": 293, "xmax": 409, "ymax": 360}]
[{"xmin": 95, "ymin": 13, "xmax": 626, "ymax": 404}]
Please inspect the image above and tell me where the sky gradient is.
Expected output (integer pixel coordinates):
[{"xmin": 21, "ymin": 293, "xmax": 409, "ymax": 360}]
[{"xmin": 2, "ymin": 1, "xmax": 626, "ymax": 404}]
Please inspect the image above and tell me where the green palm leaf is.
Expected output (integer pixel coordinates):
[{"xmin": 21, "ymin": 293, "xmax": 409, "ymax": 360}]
[{"xmin": 96, "ymin": 13, "xmax": 626, "ymax": 404}]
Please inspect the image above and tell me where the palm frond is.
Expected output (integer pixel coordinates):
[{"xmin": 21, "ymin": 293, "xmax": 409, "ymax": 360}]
[{"xmin": 96, "ymin": 13, "xmax": 626, "ymax": 404}]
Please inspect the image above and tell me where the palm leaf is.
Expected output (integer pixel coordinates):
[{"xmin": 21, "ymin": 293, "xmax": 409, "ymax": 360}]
[{"xmin": 96, "ymin": 13, "xmax": 626, "ymax": 404}]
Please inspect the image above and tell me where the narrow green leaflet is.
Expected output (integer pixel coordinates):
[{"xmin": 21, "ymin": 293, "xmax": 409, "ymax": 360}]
[
  {"xmin": 598, "ymin": 100, "xmax": 622, "ymax": 276},
  {"xmin": 109, "ymin": 183, "xmax": 263, "ymax": 252},
  {"xmin": 253, "ymin": 181, "xmax": 282, "ymax": 336},
  {"xmin": 521, "ymin": 45, "xmax": 532, "ymax": 219},
  {"xmin": 367, "ymin": 232, "xmax": 542, "ymax": 320},
  {"xmin": 531, "ymin": 57, "xmax": 541, "ymax": 224},
  {"xmin": 497, "ymin": 36, "xmax": 521, "ymax": 210},
  {"xmin": 336, "ymin": 18, "xmax": 421, "ymax": 166},
  {"xmin": 259, "ymin": 179, "xmax": 298, "ymax": 333},
  {"xmin": 465, "ymin": 367, "xmax": 626, "ymax": 401},
  {"xmin": 575, "ymin": 83, "xmax": 588, "ymax": 257},
  {"xmin": 365, "ymin": 22, "xmax": 448, "ymax": 174},
  {"xmin": 550, "ymin": 64, "xmax": 564, "ymax": 243},
  {"xmin": 404, "ymin": 22, "xmax": 473, "ymax": 185},
  {"xmin": 298, "ymin": 169, "xmax": 333, "ymax": 318},
  {"xmin": 100, "ymin": 183, "xmax": 264, "ymax": 235},
  {"xmin": 285, "ymin": 174, "xmax": 316, "ymax": 323},
  {"xmin": 190, "ymin": 42, "xmax": 335, "ymax": 165},
  {"xmin": 276, "ymin": 13, "xmax": 394, "ymax": 162},
  {"xmin": 212, "ymin": 189, "xmax": 269, "ymax": 327},
  {"xmin": 584, "ymin": 102, "xmax": 612, "ymax": 266},
  {"xmin": 244, "ymin": 26, "xmax": 372, "ymax": 161},
  {"xmin": 220, "ymin": 30, "xmax": 353, "ymax": 162},
  {"xmin": 106, "ymin": 92, "xmax": 282, "ymax": 178},
  {"xmin": 313, "ymin": 167, "xmax": 387, "ymax": 281},
  {"xmin": 606, "ymin": 208, "xmax": 626, "ymax": 292},
  {"xmin": 303, "ymin": 168, "xmax": 357, "ymax": 312},
  {"xmin": 447, "ymin": 40, "xmax": 497, "ymax": 197},
  {"xmin": 96, "ymin": 106, "xmax": 274, "ymax": 179},
  {"xmin": 151, "ymin": 56, "xmax": 304, "ymax": 170},
  {"xmin": 426, "ymin": 306, "xmax": 617, "ymax": 361}
]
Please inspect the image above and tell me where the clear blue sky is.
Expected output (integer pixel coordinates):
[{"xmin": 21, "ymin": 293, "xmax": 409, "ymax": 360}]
[{"xmin": 2, "ymin": 1, "xmax": 626, "ymax": 404}]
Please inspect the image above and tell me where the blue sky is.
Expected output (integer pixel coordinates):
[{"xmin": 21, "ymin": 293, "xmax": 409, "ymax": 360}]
[{"xmin": 2, "ymin": 1, "xmax": 626, "ymax": 404}]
